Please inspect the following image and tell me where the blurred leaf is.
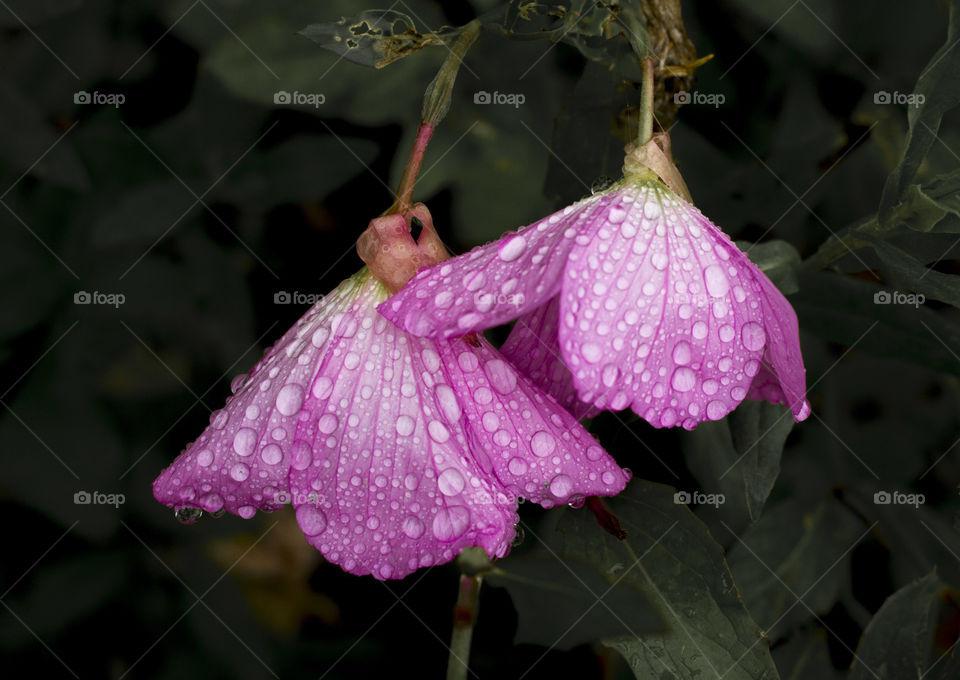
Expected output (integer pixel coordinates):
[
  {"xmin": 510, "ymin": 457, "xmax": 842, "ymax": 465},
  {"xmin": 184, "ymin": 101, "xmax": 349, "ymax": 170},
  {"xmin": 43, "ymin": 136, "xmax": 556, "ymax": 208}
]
[
  {"xmin": 566, "ymin": 480, "xmax": 776, "ymax": 679},
  {"xmin": 0, "ymin": 82, "xmax": 87, "ymax": 190},
  {"xmin": 738, "ymin": 240, "xmax": 802, "ymax": 295},
  {"xmin": 879, "ymin": 0, "xmax": 960, "ymax": 224},
  {"xmin": 92, "ymin": 179, "xmax": 196, "ymax": 246},
  {"xmin": 213, "ymin": 135, "xmax": 378, "ymax": 209},
  {"xmin": 683, "ymin": 401, "xmax": 794, "ymax": 531},
  {"xmin": 725, "ymin": 0, "xmax": 840, "ymax": 59},
  {"xmin": 0, "ymin": 551, "xmax": 127, "ymax": 649},
  {"xmin": 299, "ymin": 10, "xmax": 459, "ymax": 68},
  {"xmin": 726, "ymin": 498, "xmax": 862, "ymax": 636},
  {"xmin": 773, "ymin": 629, "xmax": 844, "ymax": 680},
  {"xmin": 793, "ymin": 270, "xmax": 960, "ymax": 377},
  {"xmin": 0, "ymin": 0, "xmax": 80, "ymax": 28},
  {"xmin": 864, "ymin": 235, "xmax": 960, "ymax": 309},
  {"xmin": 850, "ymin": 572, "xmax": 960, "ymax": 680}
]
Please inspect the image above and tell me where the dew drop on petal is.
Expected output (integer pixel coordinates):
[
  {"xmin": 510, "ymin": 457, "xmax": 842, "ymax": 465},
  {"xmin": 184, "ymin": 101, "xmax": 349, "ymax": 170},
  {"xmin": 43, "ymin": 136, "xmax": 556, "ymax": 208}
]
[
  {"xmin": 741, "ymin": 322, "xmax": 766, "ymax": 351},
  {"xmin": 548, "ymin": 474, "xmax": 574, "ymax": 499},
  {"xmin": 402, "ymin": 516, "xmax": 425, "ymax": 539},
  {"xmin": 458, "ymin": 313, "xmax": 482, "ymax": 330},
  {"xmin": 230, "ymin": 463, "xmax": 250, "ymax": 482},
  {"xmin": 602, "ymin": 364, "xmax": 619, "ymax": 387},
  {"xmin": 531, "ymin": 431, "xmax": 556, "ymax": 457},
  {"xmin": 671, "ymin": 367, "xmax": 696, "ymax": 392},
  {"xmin": 317, "ymin": 413, "xmax": 339, "ymax": 434},
  {"xmin": 428, "ymin": 420, "xmax": 450, "ymax": 443},
  {"xmin": 233, "ymin": 428, "xmax": 257, "ymax": 456},
  {"xmin": 196, "ymin": 449, "xmax": 214, "ymax": 467},
  {"xmin": 175, "ymin": 507, "xmax": 202, "ymax": 524},
  {"xmin": 704, "ymin": 264, "xmax": 730, "ymax": 297},
  {"xmin": 396, "ymin": 415, "xmax": 415, "ymax": 436},
  {"xmin": 245, "ymin": 404, "xmax": 260, "ymax": 420},
  {"xmin": 434, "ymin": 291, "xmax": 454, "ymax": 308},
  {"xmin": 581, "ymin": 343, "xmax": 602, "ymax": 363},
  {"xmin": 312, "ymin": 376, "xmax": 334, "ymax": 400},
  {"xmin": 432, "ymin": 506, "xmax": 470, "ymax": 541},
  {"xmin": 608, "ymin": 205, "xmax": 628, "ymax": 223},
  {"xmin": 437, "ymin": 469, "xmax": 466, "ymax": 496},
  {"xmin": 508, "ymin": 457, "xmax": 528, "ymax": 476},
  {"xmin": 291, "ymin": 439, "xmax": 312, "ymax": 471},
  {"xmin": 706, "ymin": 400, "xmax": 728, "ymax": 420},
  {"xmin": 276, "ymin": 384, "xmax": 305, "ymax": 416},
  {"xmin": 672, "ymin": 341, "xmax": 692, "ymax": 365},
  {"xmin": 296, "ymin": 504, "xmax": 328, "ymax": 536},
  {"xmin": 435, "ymin": 384, "xmax": 462, "ymax": 422},
  {"xmin": 719, "ymin": 325, "xmax": 735, "ymax": 343},
  {"xmin": 586, "ymin": 445, "xmax": 603, "ymax": 461},
  {"xmin": 260, "ymin": 443, "xmax": 283, "ymax": 465},
  {"xmin": 601, "ymin": 470, "xmax": 617, "ymax": 486},
  {"xmin": 483, "ymin": 360, "xmax": 517, "ymax": 394},
  {"xmin": 311, "ymin": 327, "xmax": 329, "ymax": 348},
  {"xmin": 692, "ymin": 321, "xmax": 708, "ymax": 340},
  {"xmin": 498, "ymin": 235, "xmax": 527, "ymax": 261}
]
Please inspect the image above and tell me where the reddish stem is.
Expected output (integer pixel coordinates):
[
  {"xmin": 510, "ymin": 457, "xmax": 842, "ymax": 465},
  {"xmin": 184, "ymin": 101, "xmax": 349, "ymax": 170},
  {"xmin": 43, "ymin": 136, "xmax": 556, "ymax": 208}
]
[{"xmin": 386, "ymin": 122, "xmax": 435, "ymax": 216}]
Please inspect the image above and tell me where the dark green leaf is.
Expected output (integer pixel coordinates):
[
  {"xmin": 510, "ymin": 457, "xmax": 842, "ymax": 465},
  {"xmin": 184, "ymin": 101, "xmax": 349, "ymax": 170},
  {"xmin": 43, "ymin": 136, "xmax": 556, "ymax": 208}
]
[
  {"xmin": 864, "ymin": 235, "xmax": 960, "ymax": 309},
  {"xmin": 737, "ymin": 240, "xmax": 802, "ymax": 295},
  {"xmin": 879, "ymin": 0, "xmax": 960, "ymax": 223},
  {"xmin": 726, "ymin": 498, "xmax": 862, "ymax": 636},
  {"xmin": 850, "ymin": 572, "xmax": 960, "ymax": 680},
  {"xmin": 92, "ymin": 179, "xmax": 195, "ymax": 246},
  {"xmin": 683, "ymin": 401, "xmax": 794, "ymax": 532}
]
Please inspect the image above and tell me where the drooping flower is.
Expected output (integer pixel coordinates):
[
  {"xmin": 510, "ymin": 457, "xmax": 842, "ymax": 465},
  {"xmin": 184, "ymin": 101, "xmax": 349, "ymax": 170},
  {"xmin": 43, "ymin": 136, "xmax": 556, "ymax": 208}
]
[
  {"xmin": 380, "ymin": 138, "xmax": 810, "ymax": 430},
  {"xmin": 153, "ymin": 204, "xmax": 629, "ymax": 580}
]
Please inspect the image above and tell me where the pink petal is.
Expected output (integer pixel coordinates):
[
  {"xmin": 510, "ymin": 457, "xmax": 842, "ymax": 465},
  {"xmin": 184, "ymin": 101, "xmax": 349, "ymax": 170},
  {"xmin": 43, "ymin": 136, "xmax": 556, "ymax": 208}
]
[
  {"xmin": 379, "ymin": 192, "xmax": 616, "ymax": 338},
  {"xmin": 433, "ymin": 335, "xmax": 625, "ymax": 507},
  {"xmin": 152, "ymin": 274, "xmax": 365, "ymax": 517},
  {"xmin": 745, "ymin": 270, "xmax": 811, "ymax": 421},
  {"xmin": 559, "ymin": 182, "xmax": 769, "ymax": 429},
  {"xmin": 499, "ymin": 298, "xmax": 600, "ymax": 420}
]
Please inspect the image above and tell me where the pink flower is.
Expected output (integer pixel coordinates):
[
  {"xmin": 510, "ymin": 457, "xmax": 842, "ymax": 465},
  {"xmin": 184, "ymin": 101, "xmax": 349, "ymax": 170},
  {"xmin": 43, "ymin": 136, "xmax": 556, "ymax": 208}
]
[
  {"xmin": 153, "ymin": 205, "xmax": 629, "ymax": 580},
  {"xmin": 380, "ymin": 148, "xmax": 810, "ymax": 430}
]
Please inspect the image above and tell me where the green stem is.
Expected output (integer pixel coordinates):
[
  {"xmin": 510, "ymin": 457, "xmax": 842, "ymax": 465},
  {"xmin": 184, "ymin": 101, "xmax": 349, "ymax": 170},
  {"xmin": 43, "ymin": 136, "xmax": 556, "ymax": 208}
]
[
  {"xmin": 446, "ymin": 573, "xmax": 482, "ymax": 680},
  {"xmin": 638, "ymin": 58, "xmax": 655, "ymax": 147},
  {"xmin": 803, "ymin": 218, "xmax": 879, "ymax": 271}
]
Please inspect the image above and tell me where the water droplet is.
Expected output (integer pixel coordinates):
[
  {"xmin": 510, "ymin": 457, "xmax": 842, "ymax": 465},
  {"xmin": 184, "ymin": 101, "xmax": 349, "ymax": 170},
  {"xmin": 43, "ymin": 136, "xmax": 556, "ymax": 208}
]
[
  {"xmin": 230, "ymin": 463, "xmax": 250, "ymax": 482},
  {"xmin": 601, "ymin": 470, "xmax": 617, "ymax": 486},
  {"xmin": 435, "ymin": 384, "xmax": 462, "ymax": 422},
  {"xmin": 421, "ymin": 348, "xmax": 441, "ymax": 372},
  {"xmin": 719, "ymin": 324, "xmax": 735, "ymax": 342},
  {"xmin": 233, "ymin": 428, "xmax": 257, "ymax": 456},
  {"xmin": 317, "ymin": 413, "xmax": 339, "ymax": 434},
  {"xmin": 586, "ymin": 445, "xmax": 603, "ymax": 461},
  {"xmin": 311, "ymin": 327, "xmax": 329, "ymax": 348},
  {"xmin": 210, "ymin": 410, "xmax": 229, "ymax": 429},
  {"xmin": 260, "ymin": 443, "xmax": 283, "ymax": 465},
  {"xmin": 276, "ymin": 383, "xmax": 305, "ymax": 416},
  {"xmin": 312, "ymin": 376, "xmax": 334, "ymax": 400},
  {"xmin": 482, "ymin": 411, "xmax": 499, "ymax": 432},
  {"xmin": 608, "ymin": 205, "xmax": 628, "ymax": 223},
  {"xmin": 511, "ymin": 525, "xmax": 526, "ymax": 546},
  {"xmin": 457, "ymin": 312, "xmax": 482, "ymax": 330},
  {"xmin": 549, "ymin": 474, "xmax": 574, "ymax": 499},
  {"xmin": 291, "ymin": 439, "xmax": 312, "ymax": 470},
  {"xmin": 531, "ymin": 431, "xmax": 556, "ymax": 457},
  {"xmin": 581, "ymin": 343, "xmax": 602, "ymax": 363},
  {"xmin": 671, "ymin": 367, "xmax": 696, "ymax": 392},
  {"xmin": 602, "ymin": 364, "xmax": 619, "ymax": 387},
  {"xmin": 237, "ymin": 505, "xmax": 256, "ymax": 519},
  {"xmin": 706, "ymin": 400, "xmax": 727, "ymax": 420},
  {"xmin": 196, "ymin": 448, "xmax": 214, "ymax": 467},
  {"xmin": 175, "ymin": 507, "xmax": 202, "ymax": 524},
  {"xmin": 508, "ymin": 457, "xmax": 528, "ymax": 476},
  {"xmin": 432, "ymin": 506, "xmax": 470, "ymax": 541},
  {"xmin": 296, "ymin": 504, "xmax": 328, "ymax": 535},
  {"xmin": 741, "ymin": 321, "xmax": 766, "ymax": 351},
  {"xmin": 464, "ymin": 271, "xmax": 486, "ymax": 291},
  {"xmin": 692, "ymin": 321, "xmax": 708, "ymax": 340},
  {"xmin": 438, "ymin": 469, "xmax": 466, "ymax": 496},
  {"xmin": 230, "ymin": 374, "xmax": 247, "ymax": 394},
  {"xmin": 396, "ymin": 415, "xmax": 415, "ymax": 436},
  {"xmin": 210, "ymin": 508, "xmax": 226, "ymax": 518},
  {"xmin": 483, "ymin": 359, "xmax": 517, "ymax": 394},
  {"xmin": 568, "ymin": 494, "xmax": 586, "ymax": 509},
  {"xmin": 672, "ymin": 341, "xmax": 692, "ymax": 365},
  {"xmin": 704, "ymin": 264, "xmax": 730, "ymax": 297},
  {"xmin": 403, "ymin": 516, "xmax": 425, "ymax": 539},
  {"xmin": 499, "ymin": 234, "xmax": 527, "ymax": 261},
  {"xmin": 428, "ymin": 420, "xmax": 450, "ymax": 443},
  {"xmin": 434, "ymin": 291, "xmax": 454, "ymax": 308}
]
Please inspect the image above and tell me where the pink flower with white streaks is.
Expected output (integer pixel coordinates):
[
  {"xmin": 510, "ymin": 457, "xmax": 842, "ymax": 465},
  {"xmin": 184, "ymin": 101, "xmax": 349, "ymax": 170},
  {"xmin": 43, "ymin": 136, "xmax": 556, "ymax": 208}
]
[
  {"xmin": 381, "ymin": 143, "xmax": 810, "ymax": 430},
  {"xmin": 153, "ymin": 204, "xmax": 629, "ymax": 580}
]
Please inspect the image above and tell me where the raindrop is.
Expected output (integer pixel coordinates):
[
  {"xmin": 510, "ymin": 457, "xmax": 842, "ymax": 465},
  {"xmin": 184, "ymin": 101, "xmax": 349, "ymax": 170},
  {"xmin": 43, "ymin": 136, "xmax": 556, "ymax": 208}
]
[
  {"xmin": 498, "ymin": 235, "xmax": 527, "ymax": 262},
  {"xmin": 175, "ymin": 507, "xmax": 202, "ymax": 525}
]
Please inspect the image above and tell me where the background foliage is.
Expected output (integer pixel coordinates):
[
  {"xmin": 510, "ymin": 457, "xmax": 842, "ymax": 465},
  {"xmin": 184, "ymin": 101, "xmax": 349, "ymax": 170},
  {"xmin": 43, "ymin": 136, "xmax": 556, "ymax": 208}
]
[{"xmin": 2, "ymin": 0, "xmax": 960, "ymax": 678}]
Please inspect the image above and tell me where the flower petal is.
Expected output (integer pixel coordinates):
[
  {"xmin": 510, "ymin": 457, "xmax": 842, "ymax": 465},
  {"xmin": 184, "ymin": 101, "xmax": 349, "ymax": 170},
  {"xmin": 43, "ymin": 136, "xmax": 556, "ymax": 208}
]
[
  {"xmin": 289, "ymin": 275, "xmax": 515, "ymax": 580},
  {"xmin": 559, "ymin": 182, "xmax": 769, "ymax": 429},
  {"xmin": 434, "ymin": 335, "xmax": 625, "ymax": 507},
  {"xmin": 152, "ymin": 273, "xmax": 368, "ymax": 518},
  {"xmin": 745, "ymin": 271, "xmax": 811, "ymax": 421},
  {"xmin": 499, "ymin": 298, "xmax": 600, "ymax": 420},
  {"xmin": 380, "ymin": 192, "xmax": 613, "ymax": 338}
]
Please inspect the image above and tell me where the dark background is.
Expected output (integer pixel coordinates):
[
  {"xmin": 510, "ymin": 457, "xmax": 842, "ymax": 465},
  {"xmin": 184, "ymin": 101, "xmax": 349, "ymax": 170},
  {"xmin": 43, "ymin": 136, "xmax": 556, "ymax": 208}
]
[{"xmin": 2, "ymin": 0, "xmax": 958, "ymax": 678}]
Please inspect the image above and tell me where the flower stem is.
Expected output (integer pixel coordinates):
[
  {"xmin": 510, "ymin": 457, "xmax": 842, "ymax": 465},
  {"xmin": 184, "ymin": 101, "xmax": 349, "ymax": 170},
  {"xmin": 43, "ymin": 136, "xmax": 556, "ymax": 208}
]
[
  {"xmin": 446, "ymin": 572, "xmax": 482, "ymax": 680},
  {"xmin": 638, "ymin": 58, "xmax": 655, "ymax": 147},
  {"xmin": 386, "ymin": 122, "xmax": 435, "ymax": 215}
]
